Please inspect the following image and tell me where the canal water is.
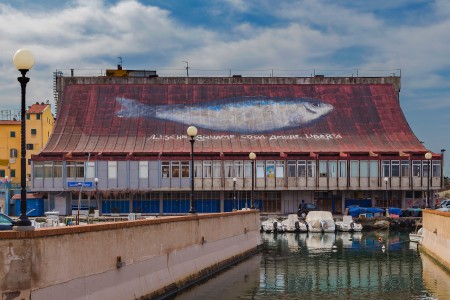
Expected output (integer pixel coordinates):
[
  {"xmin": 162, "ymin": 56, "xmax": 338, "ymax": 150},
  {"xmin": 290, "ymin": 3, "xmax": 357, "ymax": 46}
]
[{"xmin": 174, "ymin": 231, "xmax": 450, "ymax": 299}]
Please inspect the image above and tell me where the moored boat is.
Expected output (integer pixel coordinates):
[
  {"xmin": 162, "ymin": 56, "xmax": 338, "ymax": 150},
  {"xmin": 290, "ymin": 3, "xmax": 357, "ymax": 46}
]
[
  {"xmin": 281, "ymin": 214, "xmax": 308, "ymax": 233},
  {"xmin": 335, "ymin": 215, "xmax": 363, "ymax": 232},
  {"xmin": 305, "ymin": 211, "xmax": 336, "ymax": 233}
]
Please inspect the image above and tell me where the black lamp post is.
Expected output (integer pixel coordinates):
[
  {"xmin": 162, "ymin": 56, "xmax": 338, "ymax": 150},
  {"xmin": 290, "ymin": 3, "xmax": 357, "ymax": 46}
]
[
  {"xmin": 249, "ymin": 152, "xmax": 256, "ymax": 209},
  {"xmin": 383, "ymin": 177, "xmax": 388, "ymax": 208},
  {"xmin": 425, "ymin": 152, "xmax": 432, "ymax": 208},
  {"xmin": 233, "ymin": 177, "xmax": 237, "ymax": 211},
  {"xmin": 187, "ymin": 126, "xmax": 198, "ymax": 214},
  {"xmin": 13, "ymin": 49, "xmax": 34, "ymax": 229},
  {"xmin": 95, "ymin": 177, "xmax": 99, "ymax": 215}
]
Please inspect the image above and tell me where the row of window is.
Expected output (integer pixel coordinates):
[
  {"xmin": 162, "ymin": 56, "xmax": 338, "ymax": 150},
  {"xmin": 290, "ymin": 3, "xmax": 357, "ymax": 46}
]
[
  {"xmin": 10, "ymin": 129, "xmax": 39, "ymax": 138},
  {"xmin": 32, "ymin": 159, "xmax": 442, "ymax": 180}
]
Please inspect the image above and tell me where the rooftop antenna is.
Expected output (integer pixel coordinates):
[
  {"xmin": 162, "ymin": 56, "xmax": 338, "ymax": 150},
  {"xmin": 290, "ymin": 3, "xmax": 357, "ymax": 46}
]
[{"xmin": 182, "ymin": 61, "xmax": 189, "ymax": 77}]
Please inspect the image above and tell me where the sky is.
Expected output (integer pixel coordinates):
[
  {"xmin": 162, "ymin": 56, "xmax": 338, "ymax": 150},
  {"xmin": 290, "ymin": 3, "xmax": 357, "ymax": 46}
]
[{"xmin": 0, "ymin": 0, "xmax": 449, "ymax": 176}]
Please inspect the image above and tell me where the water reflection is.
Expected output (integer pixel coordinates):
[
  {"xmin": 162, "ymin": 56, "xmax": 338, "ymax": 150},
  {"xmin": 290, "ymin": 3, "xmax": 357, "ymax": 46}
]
[{"xmin": 175, "ymin": 231, "xmax": 450, "ymax": 299}]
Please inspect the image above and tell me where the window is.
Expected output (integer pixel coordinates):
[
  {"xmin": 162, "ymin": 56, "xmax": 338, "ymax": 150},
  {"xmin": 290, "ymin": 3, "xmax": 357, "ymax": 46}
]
[
  {"xmin": 319, "ymin": 161, "xmax": 327, "ymax": 177},
  {"xmin": 360, "ymin": 161, "xmax": 368, "ymax": 177},
  {"xmin": 287, "ymin": 161, "xmax": 296, "ymax": 177},
  {"xmin": 10, "ymin": 149, "xmax": 18, "ymax": 158},
  {"xmin": 213, "ymin": 161, "xmax": 221, "ymax": 178},
  {"xmin": 381, "ymin": 160, "xmax": 390, "ymax": 177},
  {"xmin": 26, "ymin": 114, "xmax": 30, "ymax": 120},
  {"xmin": 108, "ymin": 161, "xmax": 117, "ymax": 179},
  {"xmin": 297, "ymin": 161, "xmax": 306, "ymax": 177},
  {"xmin": 412, "ymin": 160, "xmax": 421, "ymax": 177},
  {"xmin": 234, "ymin": 160, "xmax": 244, "ymax": 178},
  {"xmin": 350, "ymin": 160, "xmax": 359, "ymax": 177},
  {"xmin": 44, "ymin": 161, "xmax": 53, "ymax": 178},
  {"xmin": 26, "ymin": 144, "xmax": 34, "ymax": 150},
  {"xmin": 0, "ymin": 170, "xmax": 5, "ymax": 177},
  {"xmin": 339, "ymin": 161, "xmax": 347, "ymax": 177},
  {"xmin": 139, "ymin": 161, "xmax": 148, "ymax": 179},
  {"xmin": 181, "ymin": 161, "xmax": 189, "ymax": 178},
  {"xmin": 31, "ymin": 129, "xmax": 37, "ymax": 135},
  {"xmin": 432, "ymin": 160, "xmax": 441, "ymax": 177},
  {"xmin": 202, "ymin": 161, "xmax": 212, "ymax": 178},
  {"xmin": 369, "ymin": 161, "xmax": 378, "ymax": 177},
  {"xmin": 86, "ymin": 161, "xmax": 95, "ymax": 178},
  {"xmin": 34, "ymin": 162, "xmax": 43, "ymax": 178},
  {"xmin": 10, "ymin": 170, "xmax": 15, "ymax": 177},
  {"xmin": 401, "ymin": 160, "xmax": 410, "ymax": 177},
  {"xmin": 54, "ymin": 161, "xmax": 63, "ymax": 178},
  {"xmin": 10, "ymin": 131, "xmax": 15, "ymax": 138},
  {"xmin": 161, "ymin": 162, "xmax": 170, "ymax": 178},
  {"xmin": 224, "ymin": 161, "xmax": 233, "ymax": 178},
  {"xmin": 256, "ymin": 161, "xmax": 265, "ymax": 178},
  {"xmin": 171, "ymin": 161, "xmax": 180, "ymax": 178},
  {"xmin": 422, "ymin": 161, "xmax": 430, "ymax": 177},
  {"xmin": 66, "ymin": 161, "xmax": 84, "ymax": 178},
  {"xmin": 307, "ymin": 161, "xmax": 315, "ymax": 177},
  {"xmin": 391, "ymin": 160, "xmax": 400, "ymax": 177},
  {"xmin": 194, "ymin": 161, "xmax": 202, "ymax": 178},
  {"xmin": 276, "ymin": 161, "xmax": 284, "ymax": 178},
  {"xmin": 36, "ymin": 114, "xmax": 41, "ymax": 120},
  {"xmin": 244, "ymin": 161, "xmax": 252, "ymax": 178},
  {"xmin": 266, "ymin": 161, "xmax": 275, "ymax": 178},
  {"xmin": 329, "ymin": 161, "xmax": 337, "ymax": 178}
]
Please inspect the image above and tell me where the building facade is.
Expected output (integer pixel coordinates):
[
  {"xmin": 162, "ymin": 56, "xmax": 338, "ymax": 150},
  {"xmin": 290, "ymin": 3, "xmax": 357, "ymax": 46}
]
[{"xmin": 30, "ymin": 75, "xmax": 444, "ymax": 216}]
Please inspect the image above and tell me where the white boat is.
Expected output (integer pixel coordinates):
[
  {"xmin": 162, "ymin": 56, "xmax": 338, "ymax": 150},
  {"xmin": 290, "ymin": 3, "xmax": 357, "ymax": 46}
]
[
  {"xmin": 281, "ymin": 214, "xmax": 308, "ymax": 233},
  {"xmin": 261, "ymin": 216, "xmax": 286, "ymax": 233},
  {"xmin": 305, "ymin": 211, "xmax": 336, "ymax": 233},
  {"xmin": 409, "ymin": 227, "xmax": 423, "ymax": 243},
  {"xmin": 335, "ymin": 215, "xmax": 363, "ymax": 232}
]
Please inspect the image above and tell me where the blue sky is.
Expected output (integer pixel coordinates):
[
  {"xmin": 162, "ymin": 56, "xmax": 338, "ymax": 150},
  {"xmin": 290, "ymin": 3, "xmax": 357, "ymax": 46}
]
[{"xmin": 1, "ymin": 0, "xmax": 449, "ymax": 176}]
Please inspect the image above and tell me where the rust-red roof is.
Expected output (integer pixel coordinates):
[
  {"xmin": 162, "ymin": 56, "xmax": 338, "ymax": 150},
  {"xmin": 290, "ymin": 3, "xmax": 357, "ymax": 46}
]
[
  {"xmin": 27, "ymin": 103, "xmax": 49, "ymax": 114},
  {"xmin": 40, "ymin": 83, "xmax": 426, "ymax": 157}
]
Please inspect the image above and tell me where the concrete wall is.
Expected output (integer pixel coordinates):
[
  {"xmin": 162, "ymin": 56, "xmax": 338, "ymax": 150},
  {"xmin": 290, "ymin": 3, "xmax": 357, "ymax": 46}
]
[
  {"xmin": 420, "ymin": 210, "xmax": 450, "ymax": 273},
  {"xmin": 0, "ymin": 210, "xmax": 261, "ymax": 300}
]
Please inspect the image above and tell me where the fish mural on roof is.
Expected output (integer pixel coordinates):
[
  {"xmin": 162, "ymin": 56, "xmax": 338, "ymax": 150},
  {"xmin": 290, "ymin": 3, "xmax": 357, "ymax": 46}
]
[{"xmin": 116, "ymin": 96, "xmax": 333, "ymax": 133}]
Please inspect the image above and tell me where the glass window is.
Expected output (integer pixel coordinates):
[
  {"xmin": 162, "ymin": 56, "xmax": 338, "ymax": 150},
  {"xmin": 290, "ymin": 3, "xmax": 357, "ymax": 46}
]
[
  {"xmin": 36, "ymin": 114, "xmax": 41, "ymax": 120},
  {"xmin": 298, "ymin": 161, "xmax": 306, "ymax": 177},
  {"xmin": 422, "ymin": 161, "xmax": 430, "ymax": 177},
  {"xmin": 181, "ymin": 161, "xmax": 189, "ymax": 178},
  {"xmin": 202, "ymin": 161, "xmax": 211, "ymax": 178},
  {"xmin": 319, "ymin": 161, "xmax": 327, "ymax": 177},
  {"xmin": 26, "ymin": 144, "xmax": 34, "ymax": 150},
  {"xmin": 276, "ymin": 161, "xmax": 284, "ymax": 178},
  {"xmin": 0, "ymin": 170, "xmax": 5, "ymax": 177},
  {"xmin": 381, "ymin": 160, "xmax": 390, "ymax": 177},
  {"xmin": 224, "ymin": 161, "xmax": 233, "ymax": 178},
  {"xmin": 401, "ymin": 160, "xmax": 410, "ymax": 177},
  {"xmin": 171, "ymin": 161, "xmax": 180, "ymax": 178},
  {"xmin": 10, "ymin": 131, "xmax": 15, "ymax": 138},
  {"xmin": 86, "ymin": 161, "xmax": 95, "ymax": 179},
  {"xmin": 339, "ymin": 161, "xmax": 347, "ymax": 177},
  {"xmin": 391, "ymin": 160, "xmax": 400, "ymax": 177},
  {"xmin": 10, "ymin": 149, "xmax": 18, "ymax": 158},
  {"xmin": 54, "ymin": 161, "xmax": 63, "ymax": 178},
  {"xmin": 256, "ymin": 161, "xmax": 265, "ymax": 178},
  {"xmin": 412, "ymin": 160, "xmax": 421, "ymax": 177},
  {"xmin": 213, "ymin": 161, "xmax": 221, "ymax": 178},
  {"xmin": 234, "ymin": 160, "xmax": 244, "ymax": 178},
  {"xmin": 432, "ymin": 160, "xmax": 441, "ymax": 177},
  {"xmin": 266, "ymin": 161, "xmax": 275, "ymax": 178},
  {"xmin": 194, "ymin": 161, "xmax": 202, "ymax": 178},
  {"xmin": 31, "ymin": 129, "xmax": 37, "ymax": 135},
  {"xmin": 244, "ymin": 161, "xmax": 252, "ymax": 178},
  {"xmin": 44, "ymin": 161, "xmax": 53, "ymax": 178},
  {"xmin": 350, "ymin": 160, "xmax": 359, "ymax": 177},
  {"xmin": 307, "ymin": 161, "xmax": 315, "ymax": 177},
  {"xmin": 287, "ymin": 160, "xmax": 296, "ymax": 177},
  {"xmin": 329, "ymin": 161, "xmax": 337, "ymax": 177},
  {"xmin": 34, "ymin": 162, "xmax": 44, "ymax": 178},
  {"xmin": 161, "ymin": 162, "xmax": 170, "ymax": 178},
  {"xmin": 369, "ymin": 161, "xmax": 378, "ymax": 177},
  {"xmin": 10, "ymin": 170, "xmax": 15, "ymax": 177},
  {"xmin": 108, "ymin": 161, "xmax": 117, "ymax": 179},
  {"xmin": 360, "ymin": 160, "xmax": 369, "ymax": 177},
  {"xmin": 66, "ymin": 161, "xmax": 84, "ymax": 178},
  {"xmin": 139, "ymin": 161, "xmax": 148, "ymax": 179}
]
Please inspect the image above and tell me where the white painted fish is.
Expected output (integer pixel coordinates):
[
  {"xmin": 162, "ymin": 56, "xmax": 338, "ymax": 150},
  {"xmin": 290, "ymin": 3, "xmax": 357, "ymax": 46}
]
[{"xmin": 116, "ymin": 96, "xmax": 333, "ymax": 133}]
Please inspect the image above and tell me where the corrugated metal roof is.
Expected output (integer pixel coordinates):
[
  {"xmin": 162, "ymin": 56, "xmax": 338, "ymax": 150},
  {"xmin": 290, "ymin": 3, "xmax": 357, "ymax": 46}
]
[{"xmin": 40, "ymin": 83, "xmax": 426, "ymax": 157}]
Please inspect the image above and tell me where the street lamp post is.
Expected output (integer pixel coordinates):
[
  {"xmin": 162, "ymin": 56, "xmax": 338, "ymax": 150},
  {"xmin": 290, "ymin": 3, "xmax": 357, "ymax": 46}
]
[
  {"xmin": 95, "ymin": 177, "xmax": 99, "ymax": 215},
  {"xmin": 187, "ymin": 126, "xmax": 198, "ymax": 214},
  {"xmin": 232, "ymin": 177, "xmax": 237, "ymax": 211},
  {"xmin": 249, "ymin": 152, "xmax": 256, "ymax": 209},
  {"xmin": 425, "ymin": 152, "xmax": 432, "ymax": 208},
  {"xmin": 383, "ymin": 177, "xmax": 388, "ymax": 208},
  {"xmin": 13, "ymin": 49, "xmax": 35, "ymax": 229}
]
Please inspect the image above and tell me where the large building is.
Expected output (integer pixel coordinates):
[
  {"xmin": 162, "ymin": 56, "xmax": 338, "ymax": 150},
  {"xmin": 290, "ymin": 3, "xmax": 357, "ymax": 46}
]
[{"xmin": 30, "ymin": 74, "xmax": 445, "ymax": 215}]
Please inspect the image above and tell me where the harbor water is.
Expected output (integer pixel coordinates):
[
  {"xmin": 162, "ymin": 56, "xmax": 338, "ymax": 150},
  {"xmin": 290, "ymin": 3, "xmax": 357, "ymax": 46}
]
[{"xmin": 174, "ymin": 231, "xmax": 450, "ymax": 300}]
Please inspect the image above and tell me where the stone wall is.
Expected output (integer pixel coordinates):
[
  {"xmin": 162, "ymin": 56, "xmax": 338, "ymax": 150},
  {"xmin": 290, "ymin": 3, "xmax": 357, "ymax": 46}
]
[
  {"xmin": 420, "ymin": 210, "xmax": 450, "ymax": 273},
  {"xmin": 0, "ymin": 211, "xmax": 260, "ymax": 299}
]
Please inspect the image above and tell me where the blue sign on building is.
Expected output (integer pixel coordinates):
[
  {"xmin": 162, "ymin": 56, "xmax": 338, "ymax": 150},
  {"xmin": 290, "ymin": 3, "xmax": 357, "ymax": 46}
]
[{"xmin": 67, "ymin": 181, "xmax": 94, "ymax": 188}]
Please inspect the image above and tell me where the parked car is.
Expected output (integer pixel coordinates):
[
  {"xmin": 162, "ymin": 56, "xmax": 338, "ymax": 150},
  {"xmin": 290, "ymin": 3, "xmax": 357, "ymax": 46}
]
[
  {"xmin": 439, "ymin": 199, "xmax": 449, "ymax": 208},
  {"xmin": 297, "ymin": 203, "xmax": 318, "ymax": 218},
  {"xmin": 0, "ymin": 212, "xmax": 15, "ymax": 230}
]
